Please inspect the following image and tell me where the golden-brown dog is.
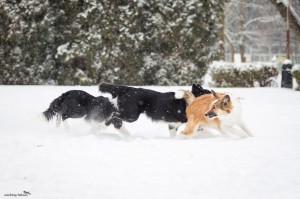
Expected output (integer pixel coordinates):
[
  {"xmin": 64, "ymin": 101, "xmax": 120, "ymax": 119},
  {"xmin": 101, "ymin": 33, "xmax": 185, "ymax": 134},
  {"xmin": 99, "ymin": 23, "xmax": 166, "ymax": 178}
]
[{"xmin": 180, "ymin": 90, "xmax": 253, "ymax": 138}]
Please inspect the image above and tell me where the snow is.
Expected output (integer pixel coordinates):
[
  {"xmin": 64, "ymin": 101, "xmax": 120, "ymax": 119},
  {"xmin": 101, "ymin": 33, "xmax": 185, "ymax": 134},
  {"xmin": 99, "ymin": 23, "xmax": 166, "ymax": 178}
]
[
  {"xmin": 292, "ymin": 64, "xmax": 300, "ymax": 72},
  {"xmin": 209, "ymin": 61, "xmax": 275, "ymax": 70},
  {"xmin": 1, "ymin": 86, "xmax": 300, "ymax": 199},
  {"xmin": 283, "ymin": 59, "xmax": 292, "ymax": 65}
]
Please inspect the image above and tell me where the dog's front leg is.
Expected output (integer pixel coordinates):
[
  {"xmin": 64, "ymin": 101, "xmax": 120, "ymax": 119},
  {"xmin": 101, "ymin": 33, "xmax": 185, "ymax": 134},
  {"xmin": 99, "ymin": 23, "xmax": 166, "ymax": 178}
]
[
  {"xmin": 169, "ymin": 124, "xmax": 181, "ymax": 137},
  {"xmin": 105, "ymin": 111, "xmax": 119, "ymax": 126},
  {"xmin": 117, "ymin": 125, "xmax": 130, "ymax": 137},
  {"xmin": 181, "ymin": 117, "xmax": 200, "ymax": 136},
  {"xmin": 238, "ymin": 120, "xmax": 254, "ymax": 137},
  {"xmin": 217, "ymin": 127, "xmax": 231, "ymax": 138},
  {"xmin": 62, "ymin": 120, "xmax": 70, "ymax": 131},
  {"xmin": 169, "ymin": 125, "xmax": 177, "ymax": 137},
  {"xmin": 221, "ymin": 126, "xmax": 248, "ymax": 138}
]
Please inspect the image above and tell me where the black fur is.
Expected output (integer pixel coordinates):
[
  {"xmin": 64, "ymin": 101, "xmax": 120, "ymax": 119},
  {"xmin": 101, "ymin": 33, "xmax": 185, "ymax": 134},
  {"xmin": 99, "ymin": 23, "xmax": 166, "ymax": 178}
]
[
  {"xmin": 99, "ymin": 83, "xmax": 211, "ymax": 126},
  {"xmin": 43, "ymin": 90, "xmax": 122, "ymax": 129}
]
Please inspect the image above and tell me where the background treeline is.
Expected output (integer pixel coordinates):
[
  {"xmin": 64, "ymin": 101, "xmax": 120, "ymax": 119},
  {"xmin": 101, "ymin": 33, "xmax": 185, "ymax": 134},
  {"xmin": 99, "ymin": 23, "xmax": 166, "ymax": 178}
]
[{"xmin": 0, "ymin": 0, "xmax": 224, "ymax": 85}]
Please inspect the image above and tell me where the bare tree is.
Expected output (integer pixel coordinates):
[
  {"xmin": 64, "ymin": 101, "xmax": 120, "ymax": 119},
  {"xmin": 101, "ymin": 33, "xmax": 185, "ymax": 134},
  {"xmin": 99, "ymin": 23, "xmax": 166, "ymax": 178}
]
[{"xmin": 225, "ymin": 0, "xmax": 283, "ymax": 62}]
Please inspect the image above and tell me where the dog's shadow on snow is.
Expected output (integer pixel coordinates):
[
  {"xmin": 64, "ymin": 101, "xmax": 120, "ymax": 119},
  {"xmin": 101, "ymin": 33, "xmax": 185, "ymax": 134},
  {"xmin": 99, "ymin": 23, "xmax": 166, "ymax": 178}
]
[
  {"xmin": 91, "ymin": 130, "xmax": 231, "ymax": 141},
  {"xmin": 172, "ymin": 131, "xmax": 225, "ymax": 140},
  {"xmin": 45, "ymin": 125, "xmax": 244, "ymax": 141}
]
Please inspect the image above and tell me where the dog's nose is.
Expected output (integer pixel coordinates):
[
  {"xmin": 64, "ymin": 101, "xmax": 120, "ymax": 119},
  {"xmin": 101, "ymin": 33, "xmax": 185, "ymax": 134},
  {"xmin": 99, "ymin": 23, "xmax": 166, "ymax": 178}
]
[{"xmin": 205, "ymin": 113, "xmax": 208, "ymax": 117}]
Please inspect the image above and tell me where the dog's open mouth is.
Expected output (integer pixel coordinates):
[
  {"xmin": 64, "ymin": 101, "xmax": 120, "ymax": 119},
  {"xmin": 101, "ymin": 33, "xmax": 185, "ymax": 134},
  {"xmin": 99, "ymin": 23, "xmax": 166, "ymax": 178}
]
[{"xmin": 205, "ymin": 112, "xmax": 218, "ymax": 119}]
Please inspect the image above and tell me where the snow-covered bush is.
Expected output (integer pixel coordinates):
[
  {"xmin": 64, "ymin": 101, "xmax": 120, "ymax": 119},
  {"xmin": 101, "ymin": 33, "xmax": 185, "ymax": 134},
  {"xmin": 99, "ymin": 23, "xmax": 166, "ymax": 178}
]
[
  {"xmin": 0, "ymin": 0, "xmax": 225, "ymax": 85},
  {"xmin": 140, "ymin": 53, "xmax": 206, "ymax": 86},
  {"xmin": 292, "ymin": 65, "xmax": 300, "ymax": 91},
  {"xmin": 209, "ymin": 62, "xmax": 278, "ymax": 87}
]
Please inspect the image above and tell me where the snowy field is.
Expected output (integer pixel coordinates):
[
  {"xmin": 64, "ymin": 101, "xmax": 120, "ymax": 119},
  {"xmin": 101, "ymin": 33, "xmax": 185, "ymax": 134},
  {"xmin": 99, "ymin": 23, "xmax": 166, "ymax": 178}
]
[{"xmin": 1, "ymin": 85, "xmax": 300, "ymax": 199}]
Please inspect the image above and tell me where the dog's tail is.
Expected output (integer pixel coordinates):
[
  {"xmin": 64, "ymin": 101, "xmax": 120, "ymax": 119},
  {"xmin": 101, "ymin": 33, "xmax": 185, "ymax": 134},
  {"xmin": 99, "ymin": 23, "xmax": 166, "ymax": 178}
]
[
  {"xmin": 99, "ymin": 82, "xmax": 130, "ymax": 98},
  {"xmin": 175, "ymin": 90, "xmax": 195, "ymax": 105},
  {"xmin": 43, "ymin": 108, "xmax": 56, "ymax": 121},
  {"xmin": 42, "ymin": 92, "xmax": 69, "ymax": 121}
]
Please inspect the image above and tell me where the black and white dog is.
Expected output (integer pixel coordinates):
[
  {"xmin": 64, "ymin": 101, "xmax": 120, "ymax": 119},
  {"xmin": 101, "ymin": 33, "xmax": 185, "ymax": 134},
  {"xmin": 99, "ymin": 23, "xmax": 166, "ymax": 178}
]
[
  {"xmin": 99, "ymin": 83, "xmax": 211, "ymax": 136},
  {"xmin": 43, "ymin": 90, "xmax": 129, "ymax": 135}
]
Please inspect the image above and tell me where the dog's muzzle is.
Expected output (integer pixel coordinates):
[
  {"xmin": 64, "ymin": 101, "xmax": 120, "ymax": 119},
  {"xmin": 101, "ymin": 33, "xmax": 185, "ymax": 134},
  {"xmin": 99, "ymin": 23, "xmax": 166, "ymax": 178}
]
[{"xmin": 205, "ymin": 112, "xmax": 218, "ymax": 119}]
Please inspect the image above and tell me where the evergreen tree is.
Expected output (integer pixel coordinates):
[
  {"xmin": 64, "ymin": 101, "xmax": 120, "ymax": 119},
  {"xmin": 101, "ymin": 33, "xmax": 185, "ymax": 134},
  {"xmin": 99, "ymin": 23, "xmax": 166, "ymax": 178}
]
[{"xmin": 0, "ymin": 0, "xmax": 224, "ymax": 85}]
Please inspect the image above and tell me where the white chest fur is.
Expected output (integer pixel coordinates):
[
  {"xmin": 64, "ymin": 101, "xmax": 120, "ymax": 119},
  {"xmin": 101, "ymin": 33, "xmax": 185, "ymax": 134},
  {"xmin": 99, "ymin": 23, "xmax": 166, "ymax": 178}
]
[{"xmin": 218, "ymin": 97, "xmax": 242, "ymax": 127}]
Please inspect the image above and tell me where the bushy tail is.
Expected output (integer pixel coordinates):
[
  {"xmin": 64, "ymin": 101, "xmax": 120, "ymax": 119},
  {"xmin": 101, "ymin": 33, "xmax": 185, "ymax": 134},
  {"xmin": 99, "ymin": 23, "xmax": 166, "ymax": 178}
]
[
  {"xmin": 99, "ymin": 82, "xmax": 130, "ymax": 98},
  {"xmin": 43, "ymin": 108, "xmax": 56, "ymax": 121},
  {"xmin": 42, "ymin": 92, "xmax": 68, "ymax": 122},
  {"xmin": 175, "ymin": 90, "xmax": 195, "ymax": 105}
]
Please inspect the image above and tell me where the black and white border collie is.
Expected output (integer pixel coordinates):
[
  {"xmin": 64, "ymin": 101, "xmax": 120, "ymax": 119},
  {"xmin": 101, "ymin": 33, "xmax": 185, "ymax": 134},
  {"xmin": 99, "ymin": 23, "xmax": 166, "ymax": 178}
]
[
  {"xmin": 42, "ymin": 90, "xmax": 129, "ymax": 136},
  {"xmin": 99, "ymin": 83, "xmax": 211, "ymax": 136}
]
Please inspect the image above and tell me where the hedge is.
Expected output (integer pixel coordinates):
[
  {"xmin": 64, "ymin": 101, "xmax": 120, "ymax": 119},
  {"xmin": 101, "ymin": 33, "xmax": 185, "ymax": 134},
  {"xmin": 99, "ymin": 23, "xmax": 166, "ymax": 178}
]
[
  {"xmin": 209, "ymin": 63, "xmax": 278, "ymax": 87},
  {"xmin": 293, "ymin": 67, "xmax": 300, "ymax": 91}
]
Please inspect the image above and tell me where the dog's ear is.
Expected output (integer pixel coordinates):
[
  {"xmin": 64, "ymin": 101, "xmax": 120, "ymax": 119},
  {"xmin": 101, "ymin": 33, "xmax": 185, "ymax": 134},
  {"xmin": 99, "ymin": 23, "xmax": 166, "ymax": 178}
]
[
  {"xmin": 211, "ymin": 90, "xmax": 218, "ymax": 99},
  {"xmin": 222, "ymin": 95, "xmax": 230, "ymax": 106},
  {"xmin": 196, "ymin": 84, "xmax": 203, "ymax": 89},
  {"xmin": 192, "ymin": 84, "xmax": 201, "ymax": 95},
  {"xmin": 192, "ymin": 84, "xmax": 199, "ymax": 90}
]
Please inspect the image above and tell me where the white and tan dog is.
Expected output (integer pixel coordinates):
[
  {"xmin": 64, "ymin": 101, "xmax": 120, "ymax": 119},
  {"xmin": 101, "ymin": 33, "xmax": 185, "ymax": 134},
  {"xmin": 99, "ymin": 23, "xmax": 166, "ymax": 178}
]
[{"xmin": 176, "ymin": 90, "xmax": 253, "ymax": 138}]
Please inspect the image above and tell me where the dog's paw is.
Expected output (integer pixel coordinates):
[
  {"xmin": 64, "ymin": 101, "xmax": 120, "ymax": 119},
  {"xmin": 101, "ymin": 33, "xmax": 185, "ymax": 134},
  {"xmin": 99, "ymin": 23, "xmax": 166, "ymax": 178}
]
[{"xmin": 175, "ymin": 133, "xmax": 198, "ymax": 140}]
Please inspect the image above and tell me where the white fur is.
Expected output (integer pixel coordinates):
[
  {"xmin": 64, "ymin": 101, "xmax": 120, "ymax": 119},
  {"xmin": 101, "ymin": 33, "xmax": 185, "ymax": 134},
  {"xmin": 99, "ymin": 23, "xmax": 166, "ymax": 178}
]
[
  {"xmin": 56, "ymin": 114, "xmax": 62, "ymax": 127},
  {"xmin": 217, "ymin": 96, "xmax": 253, "ymax": 138},
  {"xmin": 118, "ymin": 125, "xmax": 130, "ymax": 137},
  {"xmin": 174, "ymin": 90, "xmax": 185, "ymax": 99},
  {"xmin": 110, "ymin": 97, "xmax": 119, "ymax": 110},
  {"xmin": 205, "ymin": 99, "xmax": 219, "ymax": 117}
]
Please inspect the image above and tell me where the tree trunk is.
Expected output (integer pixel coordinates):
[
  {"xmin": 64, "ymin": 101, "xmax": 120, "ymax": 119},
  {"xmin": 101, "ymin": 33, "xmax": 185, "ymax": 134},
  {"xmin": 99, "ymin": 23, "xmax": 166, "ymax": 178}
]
[
  {"xmin": 239, "ymin": 44, "xmax": 246, "ymax": 62},
  {"xmin": 238, "ymin": 2, "xmax": 246, "ymax": 63},
  {"xmin": 219, "ymin": 0, "xmax": 225, "ymax": 61},
  {"xmin": 269, "ymin": 0, "xmax": 300, "ymax": 37},
  {"xmin": 225, "ymin": 34, "xmax": 235, "ymax": 63}
]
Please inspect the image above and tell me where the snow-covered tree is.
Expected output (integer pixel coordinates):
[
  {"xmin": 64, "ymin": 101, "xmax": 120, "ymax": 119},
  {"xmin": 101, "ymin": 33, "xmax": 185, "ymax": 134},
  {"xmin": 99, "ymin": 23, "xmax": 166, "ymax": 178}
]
[
  {"xmin": 0, "ymin": 0, "xmax": 54, "ymax": 84},
  {"xmin": 0, "ymin": 0, "xmax": 225, "ymax": 85},
  {"xmin": 136, "ymin": 0, "xmax": 224, "ymax": 85}
]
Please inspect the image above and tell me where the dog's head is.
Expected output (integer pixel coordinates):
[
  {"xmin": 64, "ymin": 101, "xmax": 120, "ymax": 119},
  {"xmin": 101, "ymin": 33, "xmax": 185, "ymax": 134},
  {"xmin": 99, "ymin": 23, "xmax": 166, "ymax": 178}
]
[
  {"xmin": 191, "ymin": 84, "xmax": 211, "ymax": 97},
  {"xmin": 205, "ymin": 90, "xmax": 232, "ymax": 119}
]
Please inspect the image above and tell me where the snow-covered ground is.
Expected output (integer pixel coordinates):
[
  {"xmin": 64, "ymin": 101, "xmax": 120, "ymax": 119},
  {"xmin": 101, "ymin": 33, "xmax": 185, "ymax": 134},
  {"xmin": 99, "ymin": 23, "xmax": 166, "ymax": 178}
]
[{"xmin": 1, "ymin": 85, "xmax": 300, "ymax": 199}]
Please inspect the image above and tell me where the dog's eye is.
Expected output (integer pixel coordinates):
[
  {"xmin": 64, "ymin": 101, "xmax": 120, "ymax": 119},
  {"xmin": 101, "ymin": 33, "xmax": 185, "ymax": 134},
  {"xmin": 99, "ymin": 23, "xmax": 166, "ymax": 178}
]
[
  {"xmin": 213, "ymin": 106, "xmax": 216, "ymax": 110},
  {"xmin": 223, "ymin": 102, "xmax": 228, "ymax": 106}
]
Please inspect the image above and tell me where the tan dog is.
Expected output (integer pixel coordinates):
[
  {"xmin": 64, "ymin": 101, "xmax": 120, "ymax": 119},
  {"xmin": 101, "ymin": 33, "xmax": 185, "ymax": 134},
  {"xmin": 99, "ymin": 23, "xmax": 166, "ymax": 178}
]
[{"xmin": 180, "ymin": 90, "xmax": 253, "ymax": 138}]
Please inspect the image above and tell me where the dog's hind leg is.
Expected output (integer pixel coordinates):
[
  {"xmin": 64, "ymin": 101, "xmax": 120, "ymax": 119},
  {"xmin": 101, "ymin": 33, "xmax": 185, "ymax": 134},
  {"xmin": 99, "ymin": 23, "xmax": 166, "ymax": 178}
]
[
  {"xmin": 56, "ymin": 114, "xmax": 62, "ymax": 128},
  {"xmin": 62, "ymin": 120, "xmax": 70, "ymax": 131}
]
